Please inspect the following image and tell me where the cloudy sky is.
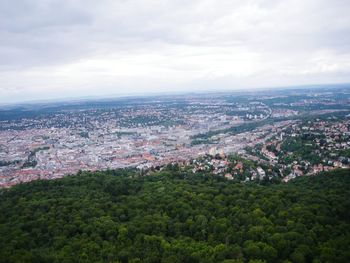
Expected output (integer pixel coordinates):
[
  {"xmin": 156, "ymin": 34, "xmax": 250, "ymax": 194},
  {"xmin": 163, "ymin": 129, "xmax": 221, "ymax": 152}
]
[{"xmin": 1, "ymin": 0, "xmax": 350, "ymax": 103}]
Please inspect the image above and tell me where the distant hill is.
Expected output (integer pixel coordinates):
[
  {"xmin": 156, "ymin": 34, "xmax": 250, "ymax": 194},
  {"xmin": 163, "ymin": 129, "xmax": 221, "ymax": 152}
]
[{"xmin": 0, "ymin": 168, "xmax": 349, "ymax": 263}]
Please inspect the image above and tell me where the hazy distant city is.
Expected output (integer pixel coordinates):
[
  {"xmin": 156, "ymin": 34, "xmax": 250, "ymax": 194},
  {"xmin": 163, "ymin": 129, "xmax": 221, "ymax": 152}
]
[{"xmin": 1, "ymin": 85, "xmax": 349, "ymax": 187}]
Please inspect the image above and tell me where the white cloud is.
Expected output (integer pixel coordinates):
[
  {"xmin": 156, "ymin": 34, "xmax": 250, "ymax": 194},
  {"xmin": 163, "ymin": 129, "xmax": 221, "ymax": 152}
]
[{"xmin": 0, "ymin": 0, "xmax": 350, "ymax": 103}]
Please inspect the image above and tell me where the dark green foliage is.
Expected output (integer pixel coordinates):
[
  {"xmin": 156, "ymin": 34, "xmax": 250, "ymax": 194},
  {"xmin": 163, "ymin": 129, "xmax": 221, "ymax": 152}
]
[
  {"xmin": 279, "ymin": 137, "xmax": 322, "ymax": 165},
  {"xmin": 0, "ymin": 160, "xmax": 20, "ymax": 167},
  {"xmin": 0, "ymin": 169, "xmax": 349, "ymax": 263}
]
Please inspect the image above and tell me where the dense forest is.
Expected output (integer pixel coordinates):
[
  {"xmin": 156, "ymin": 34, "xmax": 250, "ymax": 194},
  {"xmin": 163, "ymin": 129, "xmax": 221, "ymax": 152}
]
[{"xmin": 0, "ymin": 168, "xmax": 349, "ymax": 263}]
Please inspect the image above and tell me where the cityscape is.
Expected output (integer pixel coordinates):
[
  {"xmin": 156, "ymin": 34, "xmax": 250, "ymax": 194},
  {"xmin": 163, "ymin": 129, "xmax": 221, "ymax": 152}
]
[
  {"xmin": 1, "ymin": 86, "xmax": 349, "ymax": 187},
  {"xmin": 1, "ymin": 0, "xmax": 350, "ymax": 261}
]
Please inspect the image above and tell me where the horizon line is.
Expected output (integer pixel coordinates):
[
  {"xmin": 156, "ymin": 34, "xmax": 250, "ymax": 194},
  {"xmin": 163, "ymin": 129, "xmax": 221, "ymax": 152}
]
[{"xmin": 1, "ymin": 82, "xmax": 350, "ymax": 108}]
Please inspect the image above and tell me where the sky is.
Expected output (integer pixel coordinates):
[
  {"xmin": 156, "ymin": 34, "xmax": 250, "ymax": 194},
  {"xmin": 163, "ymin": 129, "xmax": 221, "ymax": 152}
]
[{"xmin": 1, "ymin": 0, "xmax": 350, "ymax": 103}]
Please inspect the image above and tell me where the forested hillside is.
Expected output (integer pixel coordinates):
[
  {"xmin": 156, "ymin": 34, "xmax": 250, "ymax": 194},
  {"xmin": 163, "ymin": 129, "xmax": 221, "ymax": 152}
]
[{"xmin": 0, "ymin": 169, "xmax": 349, "ymax": 263}]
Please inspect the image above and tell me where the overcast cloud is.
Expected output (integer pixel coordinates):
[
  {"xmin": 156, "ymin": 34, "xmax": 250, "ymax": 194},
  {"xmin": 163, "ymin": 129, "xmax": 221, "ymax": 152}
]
[{"xmin": 1, "ymin": 0, "xmax": 350, "ymax": 103}]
